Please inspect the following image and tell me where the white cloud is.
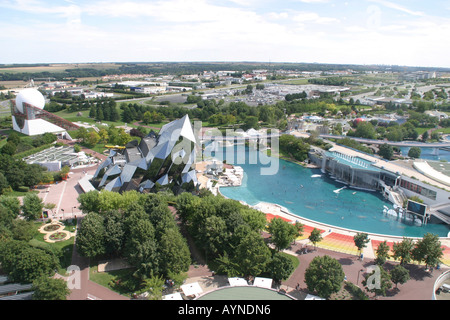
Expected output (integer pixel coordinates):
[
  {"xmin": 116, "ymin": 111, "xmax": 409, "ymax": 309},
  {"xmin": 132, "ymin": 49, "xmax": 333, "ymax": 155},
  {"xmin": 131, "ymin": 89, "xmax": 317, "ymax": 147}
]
[
  {"xmin": 267, "ymin": 12, "xmax": 289, "ymax": 20},
  {"xmin": 294, "ymin": 0, "xmax": 331, "ymax": 3},
  {"xmin": 292, "ymin": 11, "xmax": 339, "ymax": 24},
  {"xmin": 368, "ymin": 0, "xmax": 425, "ymax": 17}
]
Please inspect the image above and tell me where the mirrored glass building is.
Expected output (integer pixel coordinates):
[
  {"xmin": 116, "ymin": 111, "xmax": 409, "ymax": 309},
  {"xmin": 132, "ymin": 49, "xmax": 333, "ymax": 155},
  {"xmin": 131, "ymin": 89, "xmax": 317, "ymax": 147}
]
[{"xmin": 91, "ymin": 114, "xmax": 199, "ymax": 194}]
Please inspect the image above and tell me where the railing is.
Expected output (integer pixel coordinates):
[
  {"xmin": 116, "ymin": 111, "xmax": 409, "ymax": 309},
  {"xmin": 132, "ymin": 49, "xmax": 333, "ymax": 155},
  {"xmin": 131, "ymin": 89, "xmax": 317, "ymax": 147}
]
[{"xmin": 23, "ymin": 102, "xmax": 79, "ymax": 131}]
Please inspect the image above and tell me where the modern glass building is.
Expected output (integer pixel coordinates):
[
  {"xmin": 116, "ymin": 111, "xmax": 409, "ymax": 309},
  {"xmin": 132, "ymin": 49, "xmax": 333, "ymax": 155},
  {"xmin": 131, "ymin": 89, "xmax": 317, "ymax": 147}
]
[{"xmin": 91, "ymin": 114, "xmax": 199, "ymax": 194}]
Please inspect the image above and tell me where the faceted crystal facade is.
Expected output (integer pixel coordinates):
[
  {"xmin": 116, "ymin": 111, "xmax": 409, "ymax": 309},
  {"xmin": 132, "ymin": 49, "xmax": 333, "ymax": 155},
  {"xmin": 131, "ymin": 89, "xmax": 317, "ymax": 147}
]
[{"xmin": 92, "ymin": 114, "xmax": 198, "ymax": 193}]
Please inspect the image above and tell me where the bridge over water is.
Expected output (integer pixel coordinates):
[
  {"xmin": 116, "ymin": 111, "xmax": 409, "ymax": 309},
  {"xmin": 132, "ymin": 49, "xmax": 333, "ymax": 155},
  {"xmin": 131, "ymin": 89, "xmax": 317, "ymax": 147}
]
[
  {"xmin": 200, "ymin": 132, "xmax": 450, "ymax": 150},
  {"xmin": 317, "ymin": 134, "xmax": 450, "ymax": 149}
]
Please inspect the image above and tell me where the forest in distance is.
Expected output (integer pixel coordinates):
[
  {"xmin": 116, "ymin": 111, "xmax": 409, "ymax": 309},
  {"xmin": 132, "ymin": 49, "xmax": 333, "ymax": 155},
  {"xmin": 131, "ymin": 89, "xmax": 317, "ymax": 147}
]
[{"xmin": 1, "ymin": 61, "xmax": 450, "ymax": 82}]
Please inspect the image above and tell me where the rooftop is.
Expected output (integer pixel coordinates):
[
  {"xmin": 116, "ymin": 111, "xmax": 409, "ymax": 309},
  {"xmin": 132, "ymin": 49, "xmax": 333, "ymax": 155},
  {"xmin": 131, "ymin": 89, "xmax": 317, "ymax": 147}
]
[{"xmin": 23, "ymin": 145, "xmax": 78, "ymax": 164}]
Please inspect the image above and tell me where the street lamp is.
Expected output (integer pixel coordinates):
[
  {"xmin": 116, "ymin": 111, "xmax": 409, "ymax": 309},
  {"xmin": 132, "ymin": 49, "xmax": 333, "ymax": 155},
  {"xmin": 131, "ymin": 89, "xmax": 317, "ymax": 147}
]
[
  {"xmin": 61, "ymin": 209, "xmax": 64, "ymax": 220},
  {"xmin": 357, "ymin": 269, "xmax": 365, "ymax": 285},
  {"xmin": 72, "ymin": 206, "xmax": 76, "ymax": 218}
]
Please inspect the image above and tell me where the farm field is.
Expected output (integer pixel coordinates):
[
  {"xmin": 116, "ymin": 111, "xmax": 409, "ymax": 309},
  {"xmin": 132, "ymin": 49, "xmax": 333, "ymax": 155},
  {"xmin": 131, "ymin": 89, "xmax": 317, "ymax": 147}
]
[{"xmin": 0, "ymin": 63, "xmax": 120, "ymax": 74}]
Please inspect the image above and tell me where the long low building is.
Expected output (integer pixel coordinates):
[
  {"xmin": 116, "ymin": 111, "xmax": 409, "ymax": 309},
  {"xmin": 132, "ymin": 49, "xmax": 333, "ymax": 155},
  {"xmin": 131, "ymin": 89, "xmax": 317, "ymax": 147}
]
[{"xmin": 309, "ymin": 143, "xmax": 450, "ymax": 225}]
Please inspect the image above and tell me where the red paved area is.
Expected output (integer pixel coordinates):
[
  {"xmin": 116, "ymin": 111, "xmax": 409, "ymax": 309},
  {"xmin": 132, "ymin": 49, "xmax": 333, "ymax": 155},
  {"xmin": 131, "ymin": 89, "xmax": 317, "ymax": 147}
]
[
  {"xmin": 37, "ymin": 165, "xmax": 98, "ymax": 220},
  {"xmin": 282, "ymin": 242, "xmax": 447, "ymax": 300}
]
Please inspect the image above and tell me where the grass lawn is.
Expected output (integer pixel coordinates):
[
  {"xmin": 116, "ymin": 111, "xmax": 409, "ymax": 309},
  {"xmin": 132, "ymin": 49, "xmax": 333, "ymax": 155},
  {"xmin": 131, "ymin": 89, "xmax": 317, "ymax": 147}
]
[
  {"xmin": 436, "ymin": 127, "xmax": 450, "ymax": 134},
  {"xmin": 283, "ymin": 251, "xmax": 300, "ymax": 271},
  {"xmin": 415, "ymin": 127, "xmax": 434, "ymax": 135},
  {"xmin": 281, "ymin": 79, "xmax": 309, "ymax": 85},
  {"xmin": 29, "ymin": 221, "xmax": 75, "ymax": 275},
  {"xmin": 89, "ymin": 261, "xmax": 135, "ymax": 296}
]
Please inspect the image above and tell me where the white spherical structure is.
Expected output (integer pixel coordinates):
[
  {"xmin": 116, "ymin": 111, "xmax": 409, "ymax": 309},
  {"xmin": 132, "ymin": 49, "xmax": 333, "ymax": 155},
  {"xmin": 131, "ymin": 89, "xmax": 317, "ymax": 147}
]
[{"xmin": 15, "ymin": 88, "xmax": 45, "ymax": 114}]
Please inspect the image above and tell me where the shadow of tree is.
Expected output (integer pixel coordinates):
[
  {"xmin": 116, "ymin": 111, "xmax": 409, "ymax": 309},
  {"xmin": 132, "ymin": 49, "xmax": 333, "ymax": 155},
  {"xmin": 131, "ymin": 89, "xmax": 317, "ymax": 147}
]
[{"xmin": 338, "ymin": 257, "xmax": 354, "ymax": 266}]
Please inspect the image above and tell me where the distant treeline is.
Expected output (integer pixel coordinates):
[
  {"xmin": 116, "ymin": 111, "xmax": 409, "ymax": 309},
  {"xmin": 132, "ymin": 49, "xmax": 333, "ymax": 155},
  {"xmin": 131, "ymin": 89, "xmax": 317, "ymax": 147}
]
[
  {"xmin": 0, "ymin": 68, "xmax": 119, "ymax": 82},
  {"xmin": 308, "ymin": 77, "xmax": 350, "ymax": 86},
  {"xmin": 0, "ymin": 63, "xmax": 50, "ymax": 68},
  {"xmin": 2, "ymin": 62, "xmax": 450, "ymax": 81}
]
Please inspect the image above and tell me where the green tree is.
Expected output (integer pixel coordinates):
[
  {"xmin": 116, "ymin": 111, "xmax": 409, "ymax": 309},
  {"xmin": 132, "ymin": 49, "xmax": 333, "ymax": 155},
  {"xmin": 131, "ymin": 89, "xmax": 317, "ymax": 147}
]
[
  {"xmin": 75, "ymin": 126, "xmax": 88, "ymax": 143},
  {"xmin": 239, "ymin": 208, "xmax": 266, "ymax": 232},
  {"xmin": 374, "ymin": 240, "xmax": 390, "ymax": 266},
  {"xmin": 199, "ymin": 215, "xmax": 229, "ymax": 258},
  {"xmin": 279, "ymin": 134, "xmax": 311, "ymax": 162},
  {"xmin": 241, "ymin": 116, "xmax": 260, "ymax": 131},
  {"xmin": 158, "ymin": 227, "xmax": 191, "ymax": 277},
  {"xmin": 123, "ymin": 217, "xmax": 159, "ymax": 279},
  {"xmin": 10, "ymin": 219, "xmax": 37, "ymax": 241},
  {"xmin": 412, "ymin": 233, "xmax": 443, "ymax": 270},
  {"xmin": 85, "ymin": 131, "xmax": 100, "ymax": 146},
  {"xmin": 215, "ymin": 252, "xmax": 241, "ymax": 277},
  {"xmin": 265, "ymin": 252, "xmax": 294, "ymax": 284},
  {"xmin": 0, "ymin": 240, "xmax": 59, "ymax": 283},
  {"xmin": 378, "ymin": 143, "xmax": 394, "ymax": 160},
  {"xmin": 234, "ymin": 231, "xmax": 271, "ymax": 278},
  {"xmin": 353, "ymin": 232, "xmax": 370, "ymax": 259},
  {"xmin": 76, "ymin": 212, "xmax": 106, "ymax": 258},
  {"xmin": 98, "ymin": 128, "xmax": 109, "ymax": 144},
  {"xmin": 308, "ymin": 228, "xmax": 323, "ymax": 250},
  {"xmin": 392, "ymin": 237, "xmax": 415, "ymax": 265},
  {"xmin": 143, "ymin": 111, "xmax": 152, "ymax": 124},
  {"xmin": 78, "ymin": 190, "xmax": 100, "ymax": 213},
  {"xmin": 1, "ymin": 141, "xmax": 17, "ymax": 155},
  {"xmin": 390, "ymin": 265, "xmax": 410, "ymax": 289},
  {"xmin": 0, "ymin": 172, "xmax": 8, "ymax": 194},
  {"xmin": 104, "ymin": 210, "xmax": 125, "ymax": 256},
  {"xmin": 23, "ymin": 163, "xmax": 45, "ymax": 188},
  {"xmin": 408, "ymin": 146, "xmax": 421, "ymax": 158},
  {"xmin": 304, "ymin": 255, "xmax": 345, "ymax": 299},
  {"xmin": 32, "ymin": 276, "xmax": 70, "ymax": 300},
  {"xmin": 140, "ymin": 272, "xmax": 165, "ymax": 300},
  {"xmin": 267, "ymin": 217, "xmax": 298, "ymax": 252},
  {"xmin": 0, "ymin": 195, "xmax": 21, "ymax": 218},
  {"xmin": 354, "ymin": 122, "xmax": 376, "ymax": 139},
  {"xmin": 21, "ymin": 193, "xmax": 44, "ymax": 221}
]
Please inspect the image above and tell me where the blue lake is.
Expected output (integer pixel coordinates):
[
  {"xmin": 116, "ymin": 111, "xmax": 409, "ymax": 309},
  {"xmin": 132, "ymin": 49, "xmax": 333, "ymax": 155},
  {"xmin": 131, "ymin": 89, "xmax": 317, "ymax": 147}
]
[{"xmin": 215, "ymin": 146, "xmax": 450, "ymax": 238}]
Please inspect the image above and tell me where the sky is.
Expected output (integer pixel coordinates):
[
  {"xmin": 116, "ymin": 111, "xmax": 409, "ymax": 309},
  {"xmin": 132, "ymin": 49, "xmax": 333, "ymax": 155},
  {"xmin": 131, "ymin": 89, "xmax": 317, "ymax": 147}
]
[{"xmin": 0, "ymin": 0, "xmax": 449, "ymax": 68}]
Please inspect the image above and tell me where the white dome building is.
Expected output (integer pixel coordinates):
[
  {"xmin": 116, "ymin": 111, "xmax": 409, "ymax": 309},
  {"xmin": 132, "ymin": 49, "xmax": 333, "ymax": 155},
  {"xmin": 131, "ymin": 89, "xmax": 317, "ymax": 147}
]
[
  {"xmin": 14, "ymin": 88, "xmax": 46, "ymax": 114},
  {"xmin": 11, "ymin": 88, "xmax": 78, "ymax": 137}
]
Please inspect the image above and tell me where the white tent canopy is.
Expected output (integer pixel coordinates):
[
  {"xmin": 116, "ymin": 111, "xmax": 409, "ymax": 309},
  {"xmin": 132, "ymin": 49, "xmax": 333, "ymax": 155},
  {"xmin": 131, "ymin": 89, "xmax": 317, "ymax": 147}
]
[
  {"xmin": 163, "ymin": 292, "xmax": 183, "ymax": 300},
  {"xmin": 180, "ymin": 282, "xmax": 203, "ymax": 297},
  {"xmin": 253, "ymin": 277, "xmax": 273, "ymax": 289},
  {"xmin": 305, "ymin": 294, "xmax": 325, "ymax": 300},
  {"xmin": 228, "ymin": 277, "xmax": 248, "ymax": 286}
]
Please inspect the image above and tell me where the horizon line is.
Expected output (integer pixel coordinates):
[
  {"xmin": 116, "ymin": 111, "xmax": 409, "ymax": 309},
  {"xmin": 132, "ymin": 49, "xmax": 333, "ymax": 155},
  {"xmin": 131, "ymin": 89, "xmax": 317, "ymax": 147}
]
[{"xmin": 1, "ymin": 60, "xmax": 449, "ymax": 71}]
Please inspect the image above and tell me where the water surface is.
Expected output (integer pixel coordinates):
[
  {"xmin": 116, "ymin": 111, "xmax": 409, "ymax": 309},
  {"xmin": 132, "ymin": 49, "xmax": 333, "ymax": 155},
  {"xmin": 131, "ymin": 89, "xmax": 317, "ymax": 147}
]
[{"xmin": 216, "ymin": 146, "xmax": 449, "ymax": 237}]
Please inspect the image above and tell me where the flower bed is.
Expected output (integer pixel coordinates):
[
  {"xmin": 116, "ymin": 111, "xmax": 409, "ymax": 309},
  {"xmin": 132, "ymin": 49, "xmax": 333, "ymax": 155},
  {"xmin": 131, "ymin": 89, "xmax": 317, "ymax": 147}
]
[
  {"xmin": 49, "ymin": 232, "xmax": 68, "ymax": 241},
  {"xmin": 43, "ymin": 224, "xmax": 61, "ymax": 232}
]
